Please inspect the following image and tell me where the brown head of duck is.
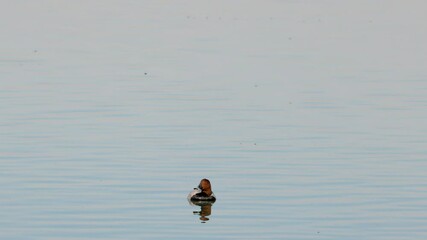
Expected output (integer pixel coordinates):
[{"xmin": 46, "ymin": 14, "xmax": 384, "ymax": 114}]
[{"xmin": 198, "ymin": 178, "xmax": 213, "ymax": 197}]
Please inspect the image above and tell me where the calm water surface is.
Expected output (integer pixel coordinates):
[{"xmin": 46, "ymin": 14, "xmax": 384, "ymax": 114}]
[{"xmin": 1, "ymin": 1, "xmax": 427, "ymax": 239}]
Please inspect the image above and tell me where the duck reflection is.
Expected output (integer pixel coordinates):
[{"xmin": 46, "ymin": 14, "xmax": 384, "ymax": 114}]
[{"xmin": 189, "ymin": 200, "xmax": 215, "ymax": 223}]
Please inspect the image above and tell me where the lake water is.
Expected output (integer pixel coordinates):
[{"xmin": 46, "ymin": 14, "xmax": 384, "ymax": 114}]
[{"xmin": 1, "ymin": 1, "xmax": 427, "ymax": 239}]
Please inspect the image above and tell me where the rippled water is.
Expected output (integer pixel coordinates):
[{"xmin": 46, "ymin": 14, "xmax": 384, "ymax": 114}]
[{"xmin": 1, "ymin": 1, "xmax": 427, "ymax": 239}]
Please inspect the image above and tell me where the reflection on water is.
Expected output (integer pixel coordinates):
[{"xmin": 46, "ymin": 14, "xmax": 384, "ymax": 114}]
[{"xmin": 189, "ymin": 200, "xmax": 215, "ymax": 223}]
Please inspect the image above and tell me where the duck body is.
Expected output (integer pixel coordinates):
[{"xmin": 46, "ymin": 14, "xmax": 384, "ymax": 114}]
[{"xmin": 188, "ymin": 188, "xmax": 216, "ymax": 202}]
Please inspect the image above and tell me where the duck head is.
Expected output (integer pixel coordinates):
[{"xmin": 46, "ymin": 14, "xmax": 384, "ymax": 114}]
[{"xmin": 198, "ymin": 178, "xmax": 213, "ymax": 196}]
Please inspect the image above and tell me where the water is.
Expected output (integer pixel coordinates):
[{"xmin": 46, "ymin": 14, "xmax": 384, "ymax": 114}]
[{"xmin": 1, "ymin": 1, "xmax": 427, "ymax": 239}]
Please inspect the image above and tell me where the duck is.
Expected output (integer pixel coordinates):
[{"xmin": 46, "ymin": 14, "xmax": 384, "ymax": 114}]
[{"xmin": 188, "ymin": 178, "xmax": 216, "ymax": 202}]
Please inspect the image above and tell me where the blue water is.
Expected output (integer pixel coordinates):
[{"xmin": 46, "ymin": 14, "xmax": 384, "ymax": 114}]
[{"xmin": 1, "ymin": 1, "xmax": 427, "ymax": 239}]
